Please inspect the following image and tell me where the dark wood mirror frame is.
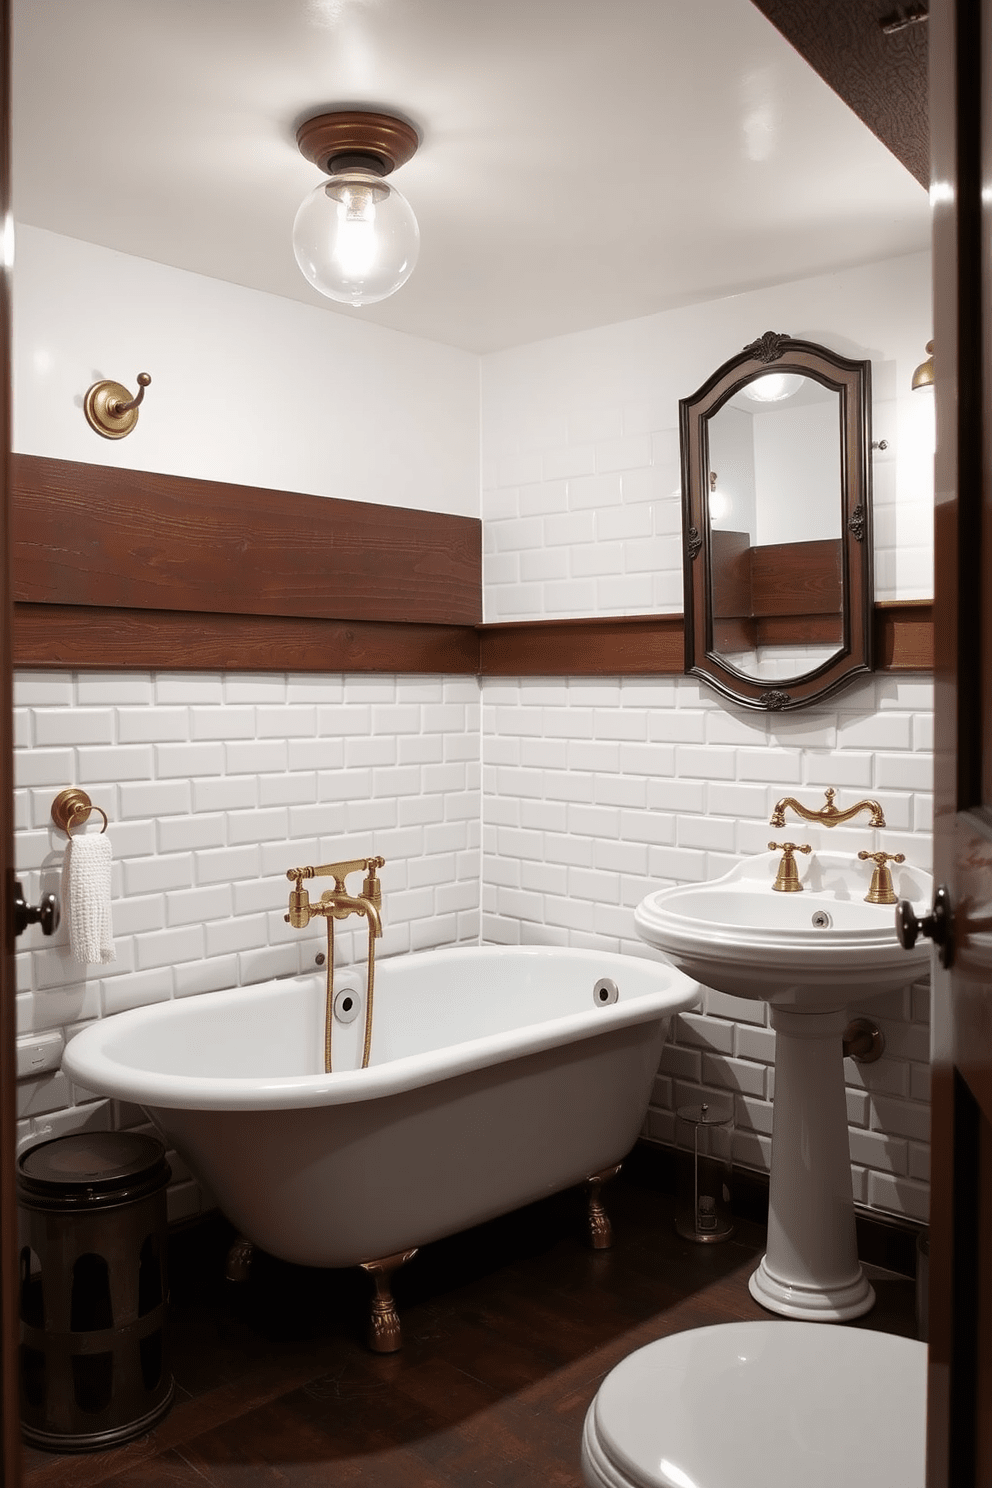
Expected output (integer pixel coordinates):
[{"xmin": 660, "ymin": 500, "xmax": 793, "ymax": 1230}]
[{"xmin": 680, "ymin": 330, "xmax": 873, "ymax": 711}]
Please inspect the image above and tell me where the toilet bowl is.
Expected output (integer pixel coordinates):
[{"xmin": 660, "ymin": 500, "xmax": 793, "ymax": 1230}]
[{"xmin": 581, "ymin": 1320, "xmax": 926, "ymax": 1488}]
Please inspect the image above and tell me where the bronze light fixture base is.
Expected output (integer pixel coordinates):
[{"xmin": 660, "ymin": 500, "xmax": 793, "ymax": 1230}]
[{"xmin": 296, "ymin": 110, "xmax": 419, "ymax": 177}]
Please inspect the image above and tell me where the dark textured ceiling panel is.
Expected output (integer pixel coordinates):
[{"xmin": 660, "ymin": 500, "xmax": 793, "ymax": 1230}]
[{"xmin": 750, "ymin": 0, "xmax": 929, "ymax": 186}]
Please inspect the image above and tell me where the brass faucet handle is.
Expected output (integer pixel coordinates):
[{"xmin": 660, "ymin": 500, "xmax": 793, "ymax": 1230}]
[
  {"xmin": 768, "ymin": 841, "xmax": 812, "ymax": 894},
  {"xmin": 362, "ymin": 855, "xmax": 385, "ymax": 910},
  {"xmin": 858, "ymin": 850, "xmax": 906, "ymax": 906},
  {"xmin": 285, "ymin": 884, "xmax": 312, "ymax": 928},
  {"xmin": 289, "ymin": 856, "xmax": 384, "ymax": 886}
]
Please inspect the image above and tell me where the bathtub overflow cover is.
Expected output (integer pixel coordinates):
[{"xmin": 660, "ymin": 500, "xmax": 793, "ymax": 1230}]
[
  {"xmin": 333, "ymin": 985, "xmax": 364, "ymax": 1025},
  {"xmin": 594, "ymin": 977, "xmax": 619, "ymax": 1007},
  {"xmin": 811, "ymin": 910, "xmax": 832, "ymax": 929}
]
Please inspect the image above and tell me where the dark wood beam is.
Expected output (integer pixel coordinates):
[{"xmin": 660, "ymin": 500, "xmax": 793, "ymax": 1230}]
[{"xmin": 749, "ymin": 0, "xmax": 929, "ymax": 187}]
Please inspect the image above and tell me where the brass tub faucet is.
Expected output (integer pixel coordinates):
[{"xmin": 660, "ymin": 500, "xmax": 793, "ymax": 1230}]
[
  {"xmin": 285, "ymin": 856, "xmax": 385, "ymax": 1073},
  {"xmin": 858, "ymin": 850, "xmax": 905, "ymax": 906},
  {"xmin": 768, "ymin": 841, "xmax": 812, "ymax": 893},
  {"xmin": 769, "ymin": 787, "xmax": 886, "ymax": 830}
]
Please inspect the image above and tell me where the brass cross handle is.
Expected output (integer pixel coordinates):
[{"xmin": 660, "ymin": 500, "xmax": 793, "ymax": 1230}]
[
  {"xmin": 858, "ymin": 850, "xmax": 905, "ymax": 906},
  {"xmin": 768, "ymin": 841, "xmax": 812, "ymax": 894}
]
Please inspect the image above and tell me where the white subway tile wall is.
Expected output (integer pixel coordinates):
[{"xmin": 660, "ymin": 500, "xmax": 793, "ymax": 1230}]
[
  {"xmin": 14, "ymin": 671, "xmax": 481, "ymax": 1222},
  {"xmin": 481, "ymin": 672, "xmax": 934, "ymax": 1224}
]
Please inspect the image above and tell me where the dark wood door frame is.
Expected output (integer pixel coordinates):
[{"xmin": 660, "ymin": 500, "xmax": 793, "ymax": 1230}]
[{"xmin": 0, "ymin": 0, "xmax": 20, "ymax": 1477}]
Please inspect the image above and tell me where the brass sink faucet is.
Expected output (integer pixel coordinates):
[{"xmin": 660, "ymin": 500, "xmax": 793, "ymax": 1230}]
[
  {"xmin": 285, "ymin": 856, "xmax": 385, "ymax": 1073},
  {"xmin": 769, "ymin": 787, "xmax": 886, "ymax": 831}
]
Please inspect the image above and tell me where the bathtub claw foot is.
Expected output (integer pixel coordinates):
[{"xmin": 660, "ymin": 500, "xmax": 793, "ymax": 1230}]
[
  {"xmin": 225, "ymin": 1235, "xmax": 256, "ymax": 1283},
  {"xmin": 585, "ymin": 1163, "xmax": 623, "ymax": 1250},
  {"xmin": 360, "ymin": 1248, "xmax": 418, "ymax": 1353}
]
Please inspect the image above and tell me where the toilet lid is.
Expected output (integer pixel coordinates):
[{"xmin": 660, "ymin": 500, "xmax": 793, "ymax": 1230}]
[{"xmin": 585, "ymin": 1321, "xmax": 926, "ymax": 1488}]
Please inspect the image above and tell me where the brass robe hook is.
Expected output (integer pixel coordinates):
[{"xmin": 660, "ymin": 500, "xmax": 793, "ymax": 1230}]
[{"xmin": 84, "ymin": 372, "xmax": 152, "ymax": 439}]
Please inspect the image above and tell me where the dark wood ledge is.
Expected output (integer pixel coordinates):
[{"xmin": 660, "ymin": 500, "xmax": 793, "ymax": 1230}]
[
  {"xmin": 478, "ymin": 613, "xmax": 684, "ymax": 676},
  {"xmin": 873, "ymin": 599, "xmax": 935, "ymax": 671},
  {"xmin": 12, "ymin": 606, "xmax": 481, "ymax": 674},
  {"xmin": 479, "ymin": 605, "xmax": 932, "ymax": 677},
  {"xmin": 13, "ymin": 603, "xmax": 933, "ymax": 676}
]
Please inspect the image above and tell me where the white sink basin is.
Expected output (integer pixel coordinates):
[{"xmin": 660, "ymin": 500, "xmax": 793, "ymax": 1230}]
[
  {"xmin": 634, "ymin": 850, "xmax": 933, "ymax": 1008},
  {"xmin": 635, "ymin": 847, "xmax": 934, "ymax": 1323}
]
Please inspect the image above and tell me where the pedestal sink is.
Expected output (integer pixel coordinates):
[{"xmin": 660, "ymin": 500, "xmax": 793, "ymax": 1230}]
[{"xmin": 635, "ymin": 850, "xmax": 932, "ymax": 1321}]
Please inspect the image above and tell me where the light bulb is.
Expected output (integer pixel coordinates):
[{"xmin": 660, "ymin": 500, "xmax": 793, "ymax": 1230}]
[
  {"xmin": 334, "ymin": 182, "xmax": 378, "ymax": 279},
  {"xmin": 292, "ymin": 168, "xmax": 419, "ymax": 307},
  {"xmin": 742, "ymin": 373, "xmax": 804, "ymax": 403}
]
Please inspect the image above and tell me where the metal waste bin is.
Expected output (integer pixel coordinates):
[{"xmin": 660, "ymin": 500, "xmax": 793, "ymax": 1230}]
[{"xmin": 17, "ymin": 1131, "xmax": 174, "ymax": 1451}]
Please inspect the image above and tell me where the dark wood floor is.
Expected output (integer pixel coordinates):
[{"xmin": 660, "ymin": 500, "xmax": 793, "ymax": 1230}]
[{"xmin": 21, "ymin": 1166, "xmax": 919, "ymax": 1488}]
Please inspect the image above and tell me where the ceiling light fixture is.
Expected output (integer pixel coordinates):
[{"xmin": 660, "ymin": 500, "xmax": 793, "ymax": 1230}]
[
  {"xmin": 292, "ymin": 109, "xmax": 420, "ymax": 307},
  {"xmin": 911, "ymin": 339, "xmax": 934, "ymax": 390}
]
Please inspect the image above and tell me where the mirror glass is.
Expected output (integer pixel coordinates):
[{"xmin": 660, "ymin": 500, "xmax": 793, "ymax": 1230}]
[
  {"xmin": 705, "ymin": 373, "xmax": 843, "ymax": 681},
  {"xmin": 680, "ymin": 333, "xmax": 873, "ymax": 711}
]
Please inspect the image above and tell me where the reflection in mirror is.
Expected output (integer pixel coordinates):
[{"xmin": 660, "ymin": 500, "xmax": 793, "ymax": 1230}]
[
  {"xmin": 706, "ymin": 374, "xmax": 843, "ymax": 681},
  {"xmin": 680, "ymin": 332, "xmax": 873, "ymax": 711}
]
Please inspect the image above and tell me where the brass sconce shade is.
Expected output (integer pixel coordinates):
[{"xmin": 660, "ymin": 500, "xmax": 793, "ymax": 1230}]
[
  {"xmin": 292, "ymin": 109, "xmax": 420, "ymax": 307},
  {"xmin": 911, "ymin": 339, "xmax": 934, "ymax": 391}
]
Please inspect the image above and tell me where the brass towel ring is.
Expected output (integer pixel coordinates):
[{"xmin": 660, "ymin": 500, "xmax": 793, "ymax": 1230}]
[{"xmin": 51, "ymin": 788, "xmax": 109, "ymax": 834}]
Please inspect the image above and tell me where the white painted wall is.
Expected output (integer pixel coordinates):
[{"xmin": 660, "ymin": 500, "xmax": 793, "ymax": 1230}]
[{"xmin": 13, "ymin": 226, "xmax": 481, "ymax": 518}]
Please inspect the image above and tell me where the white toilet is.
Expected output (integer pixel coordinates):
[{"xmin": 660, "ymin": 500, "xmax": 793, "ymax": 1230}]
[{"xmin": 581, "ymin": 1320, "xmax": 927, "ymax": 1488}]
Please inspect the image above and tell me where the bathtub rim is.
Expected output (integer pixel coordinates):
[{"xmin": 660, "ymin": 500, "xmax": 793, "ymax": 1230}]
[{"xmin": 62, "ymin": 944, "xmax": 700, "ymax": 1113}]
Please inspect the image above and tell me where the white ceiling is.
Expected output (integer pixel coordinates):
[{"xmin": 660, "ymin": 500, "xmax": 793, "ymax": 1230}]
[{"xmin": 12, "ymin": 0, "xmax": 930, "ymax": 354}]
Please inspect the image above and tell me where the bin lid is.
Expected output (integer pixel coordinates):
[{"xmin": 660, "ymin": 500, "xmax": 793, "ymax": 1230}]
[{"xmin": 17, "ymin": 1132, "xmax": 170, "ymax": 1207}]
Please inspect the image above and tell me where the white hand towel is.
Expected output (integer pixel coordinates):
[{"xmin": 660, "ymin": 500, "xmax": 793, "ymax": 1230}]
[{"xmin": 64, "ymin": 833, "xmax": 116, "ymax": 965}]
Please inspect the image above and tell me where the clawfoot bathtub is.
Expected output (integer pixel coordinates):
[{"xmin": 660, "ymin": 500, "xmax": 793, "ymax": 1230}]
[{"xmin": 64, "ymin": 945, "xmax": 699, "ymax": 1348}]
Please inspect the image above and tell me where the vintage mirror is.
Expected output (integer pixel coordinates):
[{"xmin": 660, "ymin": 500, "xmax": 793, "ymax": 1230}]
[{"xmin": 680, "ymin": 331, "xmax": 873, "ymax": 710}]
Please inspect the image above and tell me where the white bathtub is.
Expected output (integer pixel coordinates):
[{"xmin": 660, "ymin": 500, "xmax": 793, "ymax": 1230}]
[{"xmin": 63, "ymin": 946, "xmax": 699, "ymax": 1269}]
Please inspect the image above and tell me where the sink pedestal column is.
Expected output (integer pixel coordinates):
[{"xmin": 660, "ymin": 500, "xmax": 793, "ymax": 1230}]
[{"xmin": 749, "ymin": 1005, "xmax": 875, "ymax": 1321}]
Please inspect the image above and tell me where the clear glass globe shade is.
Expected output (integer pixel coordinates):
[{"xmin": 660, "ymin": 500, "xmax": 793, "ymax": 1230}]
[
  {"xmin": 742, "ymin": 372, "xmax": 805, "ymax": 403},
  {"xmin": 292, "ymin": 169, "xmax": 420, "ymax": 306}
]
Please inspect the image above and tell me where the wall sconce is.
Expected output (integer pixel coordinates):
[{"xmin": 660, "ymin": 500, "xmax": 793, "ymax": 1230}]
[
  {"xmin": 292, "ymin": 110, "xmax": 420, "ymax": 307},
  {"xmin": 911, "ymin": 340, "xmax": 934, "ymax": 390}
]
